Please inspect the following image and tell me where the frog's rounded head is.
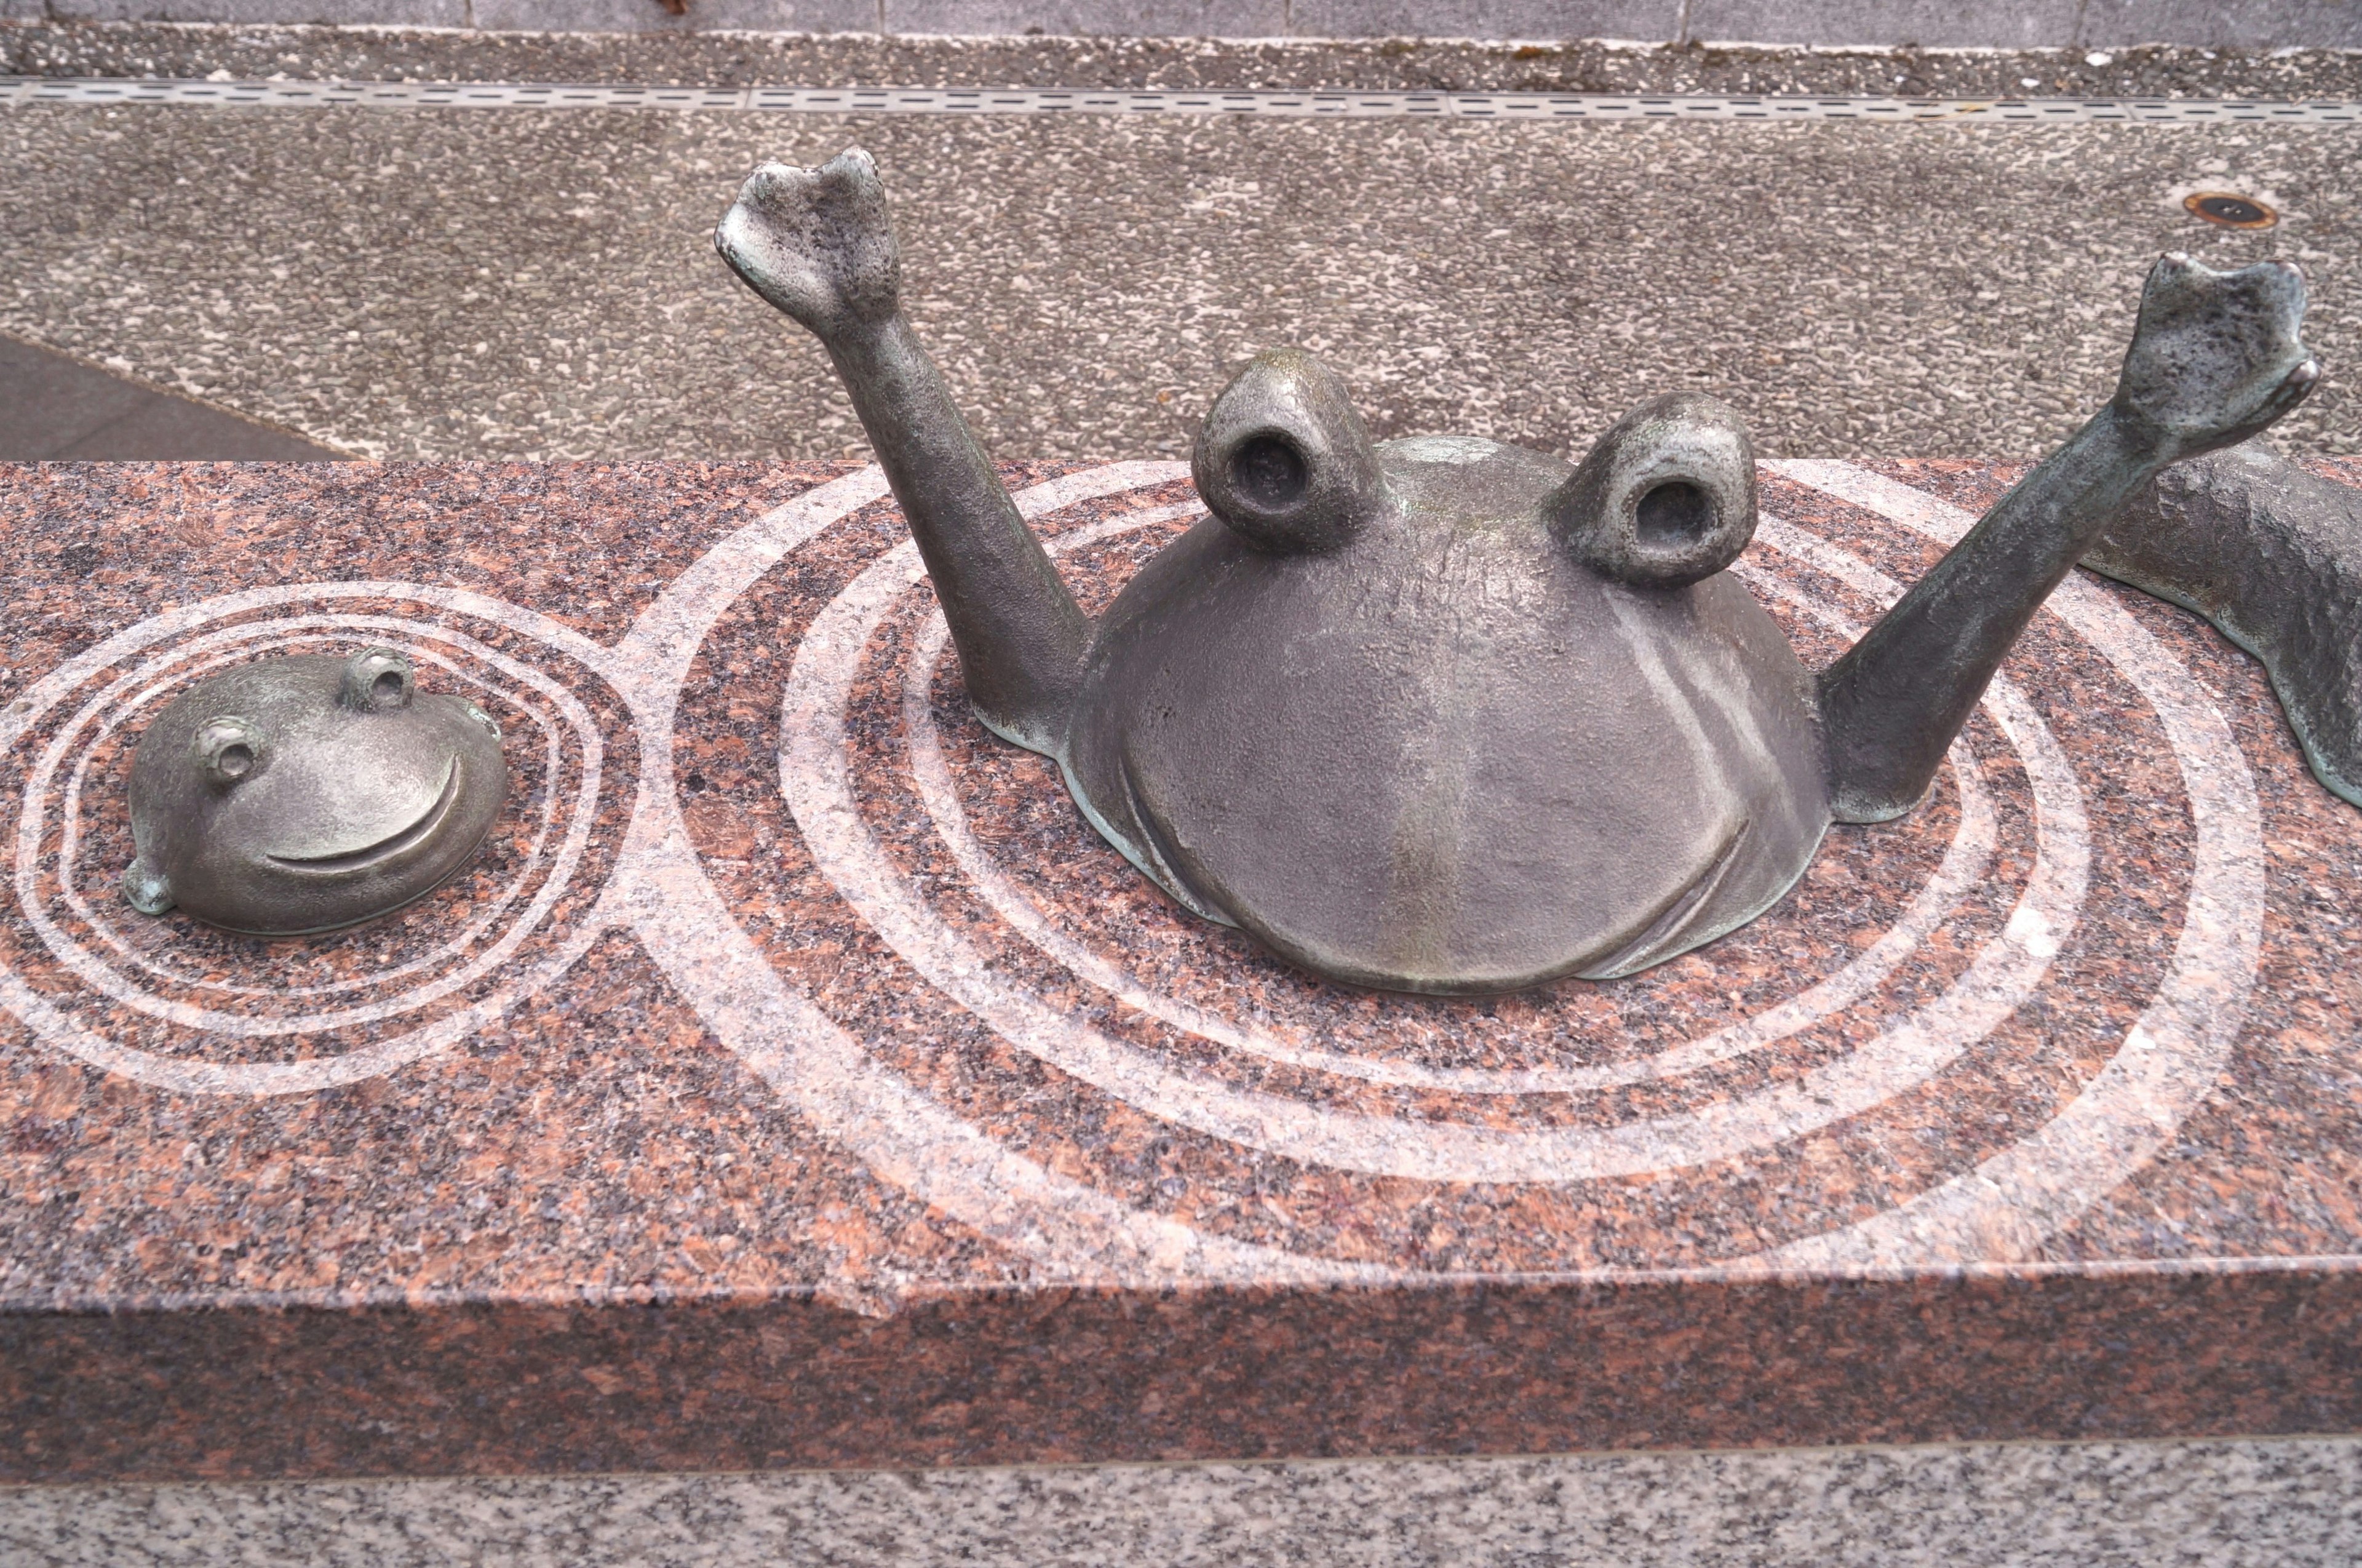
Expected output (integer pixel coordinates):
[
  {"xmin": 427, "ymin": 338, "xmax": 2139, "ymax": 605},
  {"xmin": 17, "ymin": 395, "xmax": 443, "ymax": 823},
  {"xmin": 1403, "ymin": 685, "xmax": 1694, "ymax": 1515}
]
[
  {"xmin": 120, "ymin": 647, "xmax": 507, "ymax": 936},
  {"xmin": 1064, "ymin": 351, "xmax": 1827, "ymax": 993}
]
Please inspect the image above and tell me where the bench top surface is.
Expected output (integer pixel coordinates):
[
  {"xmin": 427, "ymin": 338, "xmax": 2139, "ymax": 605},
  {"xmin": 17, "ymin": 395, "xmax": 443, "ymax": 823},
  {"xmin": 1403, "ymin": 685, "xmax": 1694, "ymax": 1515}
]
[{"xmin": 3, "ymin": 455, "xmax": 2360, "ymax": 1481}]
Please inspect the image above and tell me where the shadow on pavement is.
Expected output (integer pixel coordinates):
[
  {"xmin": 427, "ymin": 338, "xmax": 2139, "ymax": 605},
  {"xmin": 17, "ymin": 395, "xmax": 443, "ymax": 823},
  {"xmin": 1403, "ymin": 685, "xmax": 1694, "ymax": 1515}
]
[{"xmin": 0, "ymin": 335, "xmax": 349, "ymax": 461}]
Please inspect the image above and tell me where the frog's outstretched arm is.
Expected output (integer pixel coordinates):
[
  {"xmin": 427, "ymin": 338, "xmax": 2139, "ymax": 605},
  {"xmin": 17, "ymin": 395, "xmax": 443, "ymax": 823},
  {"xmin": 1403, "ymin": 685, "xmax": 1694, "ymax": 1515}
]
[
  {"xmin": 715, "ymin": 149, "xmax": 1090, "ymax": 755},
  {"xmin": 1818, "ymin": 256, "xmax": 2317, "ymax": 822}
]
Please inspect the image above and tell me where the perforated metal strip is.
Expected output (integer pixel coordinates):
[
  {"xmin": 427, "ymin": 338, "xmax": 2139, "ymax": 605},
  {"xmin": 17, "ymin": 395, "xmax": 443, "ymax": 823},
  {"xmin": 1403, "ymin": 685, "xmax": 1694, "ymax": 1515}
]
[{"xmin": 3, "ymin": 76, "xmax": 2360, "ymax": 123}]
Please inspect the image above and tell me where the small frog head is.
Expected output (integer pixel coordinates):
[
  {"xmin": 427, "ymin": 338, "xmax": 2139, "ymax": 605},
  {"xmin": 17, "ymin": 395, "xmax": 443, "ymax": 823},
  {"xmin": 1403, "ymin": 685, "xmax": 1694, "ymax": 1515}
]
[{"xmin": 121, "ymin": 647, "xmax": 506, "ymax": 936}]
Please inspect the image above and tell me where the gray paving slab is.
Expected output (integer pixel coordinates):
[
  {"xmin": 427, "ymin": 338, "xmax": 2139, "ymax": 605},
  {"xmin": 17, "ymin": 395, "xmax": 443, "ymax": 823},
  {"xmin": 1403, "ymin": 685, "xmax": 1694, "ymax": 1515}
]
[
  {"xmin": 881, "ymin": 0, "xmax": 1291, "ymax": 36},
  {"xmin": 46, "ymin": 0, "xmax": 466, "ymax": 24},
  {"xmin": 4, "ymin": 1437, "xmax": 2362, "ymax": 1567},
  {"xmin": 1286, "ymin": 0, "xmax": 1682, "ymax": 41},
  {"xmin": 0, "ymin": 332, "xmax": 347, "ymax": 459},
  {"xmin": 14, "ymin": 0, "xmax": 2362, "ymax": 46},
  {"xmin": 38, "ymin": 383, "xmax": 351, "ymax": 459},
  {"xmin": 471, "ymin": 0, "xmax": 878, "ymax": 33},
  {"xmin": 0, "ymin": 100, "xmax": 2352, "ymax": 465},
  {"xmin": 1687, "ymin": 0, "xmax": 2081, "ymax": 50},
  {"xmin": 9, "ymin": 21, "xmax": 2362, "ymax": 98},
  {"xmin": 2078, "ymin": 0, "xmax": 2362, "ymax": 50}
]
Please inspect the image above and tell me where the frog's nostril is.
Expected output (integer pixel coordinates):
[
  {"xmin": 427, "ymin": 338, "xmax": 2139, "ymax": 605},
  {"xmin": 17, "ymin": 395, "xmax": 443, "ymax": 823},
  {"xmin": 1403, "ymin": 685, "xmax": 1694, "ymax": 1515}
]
[
  {"xmin": 1636, "ymin": 480, "xmax": 1714, "ymax": 546},
  {"xmin": 1233, "ymin": 435, "xmax": 1309, "ymax": 508}
]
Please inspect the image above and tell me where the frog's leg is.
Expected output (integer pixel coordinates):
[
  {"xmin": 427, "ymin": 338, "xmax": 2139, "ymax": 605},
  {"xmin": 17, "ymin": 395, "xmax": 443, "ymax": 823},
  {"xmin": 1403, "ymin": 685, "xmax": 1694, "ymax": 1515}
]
[
  {"xmin": 715, "ymin": 149, "xmax": 1089, "ymax": 755},
  {"xmin": 2084, "ymin": 438, "xmax": 2362, "ymax": 810},
  {"xmin": 1817, "ymin": 255, "xmax": 2317, "ymax": 822}
]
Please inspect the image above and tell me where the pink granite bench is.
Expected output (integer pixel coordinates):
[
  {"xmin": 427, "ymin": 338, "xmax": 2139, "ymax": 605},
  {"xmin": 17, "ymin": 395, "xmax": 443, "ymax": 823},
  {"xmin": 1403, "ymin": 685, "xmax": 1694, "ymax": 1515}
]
[{"xmin": 3, "ymin": 455, "xmax": 2359, "ymax": 1482}]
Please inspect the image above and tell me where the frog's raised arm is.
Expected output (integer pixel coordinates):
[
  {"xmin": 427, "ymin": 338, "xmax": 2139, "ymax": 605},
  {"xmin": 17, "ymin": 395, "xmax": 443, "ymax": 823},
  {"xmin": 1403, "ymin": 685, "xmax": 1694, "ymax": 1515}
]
[
  {"xmin": 715, "ymin": 149, "xmax": 1089, "ymax": 755},
  {"xmin": 1818, "ymin": 255, "xmax": 2318, "ymax": 821}
]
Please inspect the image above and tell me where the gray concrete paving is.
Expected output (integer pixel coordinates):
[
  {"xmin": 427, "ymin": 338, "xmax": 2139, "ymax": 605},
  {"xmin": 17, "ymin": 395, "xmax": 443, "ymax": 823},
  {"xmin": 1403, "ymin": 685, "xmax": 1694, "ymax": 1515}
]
[
  {"xmin": 5, "ymin": 1436, "xmax": 2361, "ymax": 1567},
  {"xmin": 0, "ymin": 332, "xmax": 348, "ymax": 458},
  {"xmin": 0, "ymin": 96, "xmax": 2351, "ymax": 464},
  {"xmin": 10, "ymin": 20, "xmax": 2362, "ymax": 98},
  {"xmin": 12, "ymin": 0, "xmax": 2362, "ymax": 49}
]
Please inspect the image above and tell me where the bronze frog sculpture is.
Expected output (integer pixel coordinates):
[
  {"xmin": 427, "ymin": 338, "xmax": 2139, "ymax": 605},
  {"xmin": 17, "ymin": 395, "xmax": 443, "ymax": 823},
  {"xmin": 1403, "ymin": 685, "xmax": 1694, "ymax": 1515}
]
[
  {"xmin": 122, "ymin": 647, "xmax": 507, "ymax": 935},
  {"xmin": 717, "ymin": 149, "xmax": 2315, "ymax": 994}
]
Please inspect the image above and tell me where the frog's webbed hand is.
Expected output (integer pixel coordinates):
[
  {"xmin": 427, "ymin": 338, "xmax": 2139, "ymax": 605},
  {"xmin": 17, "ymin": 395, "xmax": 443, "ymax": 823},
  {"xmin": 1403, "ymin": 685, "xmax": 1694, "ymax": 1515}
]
[
  {"xmin": 715, "ymin": 150, "xmax": 1089, "ymax": 755},
  {"xmin": 1819, "ymin": 255, "xmax": 2317, "ymax": 822},
  {"xmin": 715, "ymin": 151, "xmax": 901, "ymax": 338},
  {"xmin": 2111, "ymin": 255, "xmax": 2317, "ymax": 462}
]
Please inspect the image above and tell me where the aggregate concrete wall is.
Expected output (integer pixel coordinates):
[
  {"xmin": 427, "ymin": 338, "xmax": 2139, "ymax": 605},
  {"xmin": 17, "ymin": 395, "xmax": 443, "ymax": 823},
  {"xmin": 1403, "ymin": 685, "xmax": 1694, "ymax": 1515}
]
[{"xmin": 9, "ymin": 0, "xmax": 2362, "ymax": 49}]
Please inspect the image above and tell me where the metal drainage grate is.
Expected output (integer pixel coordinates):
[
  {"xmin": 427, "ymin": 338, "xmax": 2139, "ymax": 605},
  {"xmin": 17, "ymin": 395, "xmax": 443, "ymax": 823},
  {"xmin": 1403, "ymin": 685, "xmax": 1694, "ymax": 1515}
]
[
  {"xmin": 2184, "ymin": 191, "xmax": 2280, "ymax": 227},
  {"xmin": 3, "ymin": 76, "xmax": 2361, "ymax": 124}
]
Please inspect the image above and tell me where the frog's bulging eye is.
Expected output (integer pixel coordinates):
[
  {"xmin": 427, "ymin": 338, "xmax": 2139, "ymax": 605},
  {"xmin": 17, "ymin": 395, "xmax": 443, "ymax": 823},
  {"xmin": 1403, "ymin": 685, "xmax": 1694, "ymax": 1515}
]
[
  {"xmin": 1231, "ymin": 434, "xmax": 1310, "ymax": 508},
  {"xmin": 190, "ymin": 716, "xmax": 265, "ymax": 789},
  {"xmin": 340, "ymin": 646, "xmax": 415, "ymax": 713},
  {"xmin": 1193, "ymin": 349, "xmax": 1388, "ymax": 555},
  {"xmin": 1552, "ymin": 393, "xmax": 1758, "ymax": 589},
  {"xmin": 1634, "ymin": 480, "xmax": 1714, "ymax": 547}
]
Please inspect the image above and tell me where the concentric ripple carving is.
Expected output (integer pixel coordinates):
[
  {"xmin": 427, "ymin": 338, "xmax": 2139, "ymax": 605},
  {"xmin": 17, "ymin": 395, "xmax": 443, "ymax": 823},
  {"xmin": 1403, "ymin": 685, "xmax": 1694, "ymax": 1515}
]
[{"xmin": 0, "ymin": 462, "xmax": 2263, "ymax": 1285}]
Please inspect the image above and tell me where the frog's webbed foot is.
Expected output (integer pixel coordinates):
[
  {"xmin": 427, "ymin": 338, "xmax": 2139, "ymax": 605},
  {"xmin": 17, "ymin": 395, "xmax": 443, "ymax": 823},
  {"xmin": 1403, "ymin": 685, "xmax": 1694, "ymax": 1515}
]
[
  {"xmin": 715, "ymin": 150, "xmax": 900, "ymax": 341},
  {"xmin": 121, "ymin": 858, "xmax": 173, "ymax": 916},
  {"xmin": 1819, "ymin": 255, "xmax": 2318, "ymax": 823},
  {"xmin": 2085, "ymin": 440, "xmax": 2362, "ymax": 809},
  {"xmin": 2111, "ymin": 255, "xmax": 2318, "ymax": 463},
  {"xmin": 714, "ymin": 149, "xmax": 1089, "ymax": 754}
]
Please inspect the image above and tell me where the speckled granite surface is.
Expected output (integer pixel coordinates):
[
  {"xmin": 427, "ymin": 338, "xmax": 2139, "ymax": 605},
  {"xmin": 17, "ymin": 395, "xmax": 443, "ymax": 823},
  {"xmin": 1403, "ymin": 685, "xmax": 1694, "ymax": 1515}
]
[
  {"xmin": 2, "ymin": 455, "xmax": 2360, "ymax": 1484},
  {"xmin": 7, "ymin": 1437, "xmax": 2362, "ymax": 1568}
]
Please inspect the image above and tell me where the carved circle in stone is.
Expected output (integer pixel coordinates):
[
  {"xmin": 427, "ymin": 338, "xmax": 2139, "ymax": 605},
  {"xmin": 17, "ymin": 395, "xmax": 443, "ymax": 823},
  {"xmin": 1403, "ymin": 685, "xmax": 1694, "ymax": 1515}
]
[
  {"xmin": 0, "ymin": 464, "xmax": 2265, "ymax": 1284},
  {"xmin": 744, "ymin": 463, "xmax": 2262, "ymax": 1275},
  {"xmin": 1, "ymin": 587, "xmax": 629, "ymax": 1096}
]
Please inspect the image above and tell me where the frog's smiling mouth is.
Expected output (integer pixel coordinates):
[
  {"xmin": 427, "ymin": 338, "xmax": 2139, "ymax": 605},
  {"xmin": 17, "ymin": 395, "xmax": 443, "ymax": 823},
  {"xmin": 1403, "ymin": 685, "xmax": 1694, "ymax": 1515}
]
[{"xmin": 265, "ymin": 760, "xmax": 462, "ymax": 874}]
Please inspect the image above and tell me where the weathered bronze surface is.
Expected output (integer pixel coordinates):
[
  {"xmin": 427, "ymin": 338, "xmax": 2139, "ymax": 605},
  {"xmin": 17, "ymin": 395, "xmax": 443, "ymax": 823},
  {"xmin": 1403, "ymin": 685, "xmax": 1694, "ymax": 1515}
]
[
  {"xmin": 2086, "ymin": 438, "xmax": 2362, "ymax": 809},
  {"xmin": 122, "ymin": 647, "xmax": 507, "ymax": 935},
  {"xmin": 717, "ymin": 148, "xmax": 2316, "ymax": 993}
]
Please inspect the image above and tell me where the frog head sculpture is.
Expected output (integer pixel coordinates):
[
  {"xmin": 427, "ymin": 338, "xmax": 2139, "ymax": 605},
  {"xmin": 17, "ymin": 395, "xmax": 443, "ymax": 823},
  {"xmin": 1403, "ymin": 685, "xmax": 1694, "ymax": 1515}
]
[
  {"xmin": 717, "ymin": 149, "xmax": 2316, "ymax": 994},
  {"xmin": 121, "ymin": 647, "xmax": 507, "ymax": 936}
]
